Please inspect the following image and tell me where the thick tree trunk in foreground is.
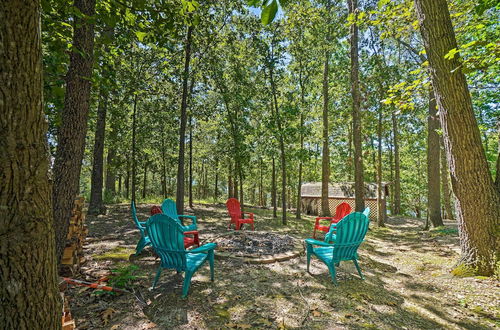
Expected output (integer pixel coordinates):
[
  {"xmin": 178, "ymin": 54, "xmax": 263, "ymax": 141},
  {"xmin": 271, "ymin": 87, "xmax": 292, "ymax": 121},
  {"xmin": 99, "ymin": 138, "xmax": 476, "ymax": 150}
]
[
  {"xmin": 392, "ymin": 112, "xmax": 401, "ymax": 215},
  {"xmin": 415, "ymin": 0, "xmax": 500, "ymax": 275},
  {"xmin": 440, "ymin": 137, "xmax": 454, "ymax": 220},
  {"xmin": 348, "ymin": 0, "xmax": 365, "ymax": 212},
  {"xmin": 496, "ymin": 120, "xmax": 500, "ymax": 192},
  {"xmin": 52, "ymin": 0, "xmax": 96, "ymax": 261},
  {"xmin": 0, "ymin": 1, "xmax": 61, "ymax": 327},
  {"xmin": 175, "ymin": 25, "xmax": 193, "ymax": 214},
  {"xmin": 88, "ymin": 87, "xmax": 108, "ymax": 215},
  {"xmin": 321, "ymin": 52, "xmax": 331, "ymax": 217},
  {"xmin": 427, "ymin": 90, "xmax": 443, "ymax": 227}
]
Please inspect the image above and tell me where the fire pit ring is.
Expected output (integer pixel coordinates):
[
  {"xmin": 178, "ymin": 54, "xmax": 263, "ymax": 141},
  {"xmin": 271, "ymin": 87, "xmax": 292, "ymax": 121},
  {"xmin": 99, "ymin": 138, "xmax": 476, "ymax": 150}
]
[{"xmin": 207, "ymin": 231, "xmax": 304, "ymax": 264}]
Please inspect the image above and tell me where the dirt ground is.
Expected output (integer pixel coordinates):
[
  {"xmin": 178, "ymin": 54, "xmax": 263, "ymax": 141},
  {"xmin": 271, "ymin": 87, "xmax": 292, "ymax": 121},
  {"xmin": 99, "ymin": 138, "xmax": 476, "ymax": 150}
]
[{"xmin": 66, "ymin": 203, "xmax": 499, "ymax": 329}]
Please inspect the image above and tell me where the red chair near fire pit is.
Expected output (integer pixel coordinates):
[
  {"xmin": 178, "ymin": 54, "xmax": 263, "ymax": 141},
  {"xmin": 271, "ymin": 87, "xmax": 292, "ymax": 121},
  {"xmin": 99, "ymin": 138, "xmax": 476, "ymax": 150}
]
[
  {"xmin": 313, "ymin": 202, "xmax": 352, "ymax": 239},
  {"xmin": 226, "ymin": 198, "xmax": 254, "ymax": 231}
]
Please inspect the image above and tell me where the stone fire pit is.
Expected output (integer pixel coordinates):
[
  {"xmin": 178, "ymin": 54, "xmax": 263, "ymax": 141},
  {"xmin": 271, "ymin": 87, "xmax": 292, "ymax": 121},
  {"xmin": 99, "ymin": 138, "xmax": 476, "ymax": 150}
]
[{"xmin": 209, "ymin": 231, "xmax": 303, "ymax": 264}]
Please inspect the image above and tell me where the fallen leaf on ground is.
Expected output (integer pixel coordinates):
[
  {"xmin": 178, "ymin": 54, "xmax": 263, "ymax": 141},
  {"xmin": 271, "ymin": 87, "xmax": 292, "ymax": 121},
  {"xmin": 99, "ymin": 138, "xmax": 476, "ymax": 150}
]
[{"xmin": 101, "ymin": 308, "xmax": 116, "ymax": 325}]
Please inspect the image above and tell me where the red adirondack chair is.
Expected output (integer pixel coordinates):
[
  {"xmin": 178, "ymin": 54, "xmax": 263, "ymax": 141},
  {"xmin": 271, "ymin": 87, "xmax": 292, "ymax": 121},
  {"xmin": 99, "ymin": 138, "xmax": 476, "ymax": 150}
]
[
  {"xmin": 312, "ymin": 202, "xmax": 352, "ymax": 239},
  {"xmin": 150, "ymin": 204, "xmax": 200, "ymax": 249},
  {"xmin": 226, "ymin": 198, "xmax": 254, "ymax": 230}
]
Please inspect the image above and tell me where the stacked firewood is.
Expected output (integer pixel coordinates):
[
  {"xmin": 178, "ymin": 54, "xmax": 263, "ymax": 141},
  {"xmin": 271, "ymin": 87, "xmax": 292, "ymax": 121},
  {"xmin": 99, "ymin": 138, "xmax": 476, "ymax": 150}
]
[
  {"xmin": 61, "ymin": 292, "xmax": 75, "ymax": 330},
  {"xmin": 60, "ymin": 196, "xmax": 88, "ymax": 274}
]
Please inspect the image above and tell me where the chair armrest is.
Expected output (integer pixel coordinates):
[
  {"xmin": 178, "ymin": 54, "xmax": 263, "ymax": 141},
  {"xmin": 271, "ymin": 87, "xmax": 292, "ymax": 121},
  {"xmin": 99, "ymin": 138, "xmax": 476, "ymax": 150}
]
[
  {"xmin": 242, "ymin": 212, "xmax": 254, "ymax": 219},
  {"xmin": 304, "ymin": 238, "xmax": 334, "ymax": 247},
  {"xmin": 179, "ymin": 214, "xmax": 197, "ymax": 225},
  {"xmin": 188, "ymin": 242, "xmax": 217, "ymax": 254},
  {"xmin": 183, "ymin": 230, "xmax": 198, "ymax": 235},
  {"xmin": 138, "ymin": 221, "xmax": 147, "ymax": 226}
]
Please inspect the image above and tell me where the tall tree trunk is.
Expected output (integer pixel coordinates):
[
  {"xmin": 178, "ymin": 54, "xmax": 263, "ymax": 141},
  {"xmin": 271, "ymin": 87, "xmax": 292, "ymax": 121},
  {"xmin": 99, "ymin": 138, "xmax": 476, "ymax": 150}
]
[
  {"xmin": 118, "ymin": 175, "xmax": 122, "ymax": 195},
  {"xmin": 377, "ymin": 103, "xmax": 385, "ymax": 226},
  {"xmin": 105, "ymin": 148, "xmax": 116, "ymax": 195},
  {"xmin": 296, "ymin": 113, "xmax": 304, "ymax": 218},
  {"xmin": 214, "ymin": 158, "xmax": 218, "ymax": 202},
  {"xmin": 427, "ymin": 90, "xmax": 443, "ymax": 227},
  {"xmin": 321, "ymin": 51, "xmax": 331, "ymax": 217},
  {"xmin": 125, "ymin": 159, "xmax": 130, "ymax": 199},
  {"xmin": 228, "ymin": 161, "xmax": 233, "ymax": 199},
  {"xmin": 272, "ymin": 157, "xmax": 277, "ymax": 218},
  {"xmin": 239, "ymin": 167, "xmax": 244, "ymax": 212},
  {"xmin": 131, "ymin": 94, "xmax": 138, "ymax": 203},
  {"xmin": 441, "ymin": 137, "xmax": 454, "ymax": 220},
  {"xmin": 348, "ymin": 0, "xmax": 365, "ymax": 212},
  {"xmin": 0, "ymin": 2, "xmax": 61, "ymax": 326},
  {"xmin": 260, "ymin": 158, "xmax": 264, "ymax": 206},
  {"xmin": 175, "ymin": 25, "xmax": 193, "ymax": 214},
  {"xmin": 161, "ymin": 134, "xmax": 167, "ymax": 197},
  {"xmin": 189, "ymin": 116, "xmax": 194, "ymax": 208},
  {"xmin": 496, "ymin": 119, "xmax": 500, "ymax": 192},
  {"xmin": 52, "ymin": 0, "xmax": 96, "ymax": 261},
  {"xmin": 269, "ymin": 56, "xmax": 287, "ymax": 225},
  {"xmin": 392, "ymin": 112, "xmax": 401, "ymax": 214},
  {"xmin": 88, "ymin": 87, "xmax": 108, "ymax": 215},
  {"xmin": 142, "ymin": 157, "xmax": 148, "ymax": 199},
  {"xmin": 415, "ymin": 0, "xmax": 500, "ymax": 275}
]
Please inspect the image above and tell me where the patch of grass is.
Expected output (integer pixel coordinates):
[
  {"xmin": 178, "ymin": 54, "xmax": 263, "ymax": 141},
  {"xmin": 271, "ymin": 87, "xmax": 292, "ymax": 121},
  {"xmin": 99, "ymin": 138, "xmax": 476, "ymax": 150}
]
[
  {"xmin": 93, "ymin": 246, "xmax": 135, "ymax": 261},
  {"xmin": 429, "ymin": 226, "xmax": 458, "ymax": 237},
  {"xmin": 109, "ymin": 263, "xmax": 140, "ymax": 288},
  {"xmin": 451, "ymin": 264, "xmax": 477, "ymax": 277}
]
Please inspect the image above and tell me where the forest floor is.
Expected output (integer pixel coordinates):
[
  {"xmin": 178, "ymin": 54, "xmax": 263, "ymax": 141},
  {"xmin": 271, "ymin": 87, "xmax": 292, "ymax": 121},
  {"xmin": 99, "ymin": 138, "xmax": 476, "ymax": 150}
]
[{"xmin": 67, "ymin": 203, "xmax": 499, "ymax": 329}]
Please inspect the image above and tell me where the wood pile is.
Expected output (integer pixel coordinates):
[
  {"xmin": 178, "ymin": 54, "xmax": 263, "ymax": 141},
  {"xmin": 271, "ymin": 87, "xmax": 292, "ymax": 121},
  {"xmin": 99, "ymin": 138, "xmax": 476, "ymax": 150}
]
[
  {"xmin": 61, "ymin": 196, "xmax": 88, "ymax": 275},
  {"xmin": 61, "ymin": 292, "xmax": 75, "ymax": 330}
]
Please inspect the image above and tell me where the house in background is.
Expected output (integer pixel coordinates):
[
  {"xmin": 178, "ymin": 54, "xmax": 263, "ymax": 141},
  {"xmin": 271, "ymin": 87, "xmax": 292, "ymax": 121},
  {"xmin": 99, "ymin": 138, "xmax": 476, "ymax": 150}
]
[{"xmin": 300, "ymin": 182, "xmax": 389, "ymax": 222}]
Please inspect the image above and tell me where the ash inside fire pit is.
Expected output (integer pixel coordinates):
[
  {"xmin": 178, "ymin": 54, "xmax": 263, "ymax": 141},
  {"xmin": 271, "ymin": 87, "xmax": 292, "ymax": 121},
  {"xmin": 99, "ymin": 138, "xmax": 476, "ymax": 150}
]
[{"xmin": 212, "ymin": 231, "xmax": 298, "ymax": 257}]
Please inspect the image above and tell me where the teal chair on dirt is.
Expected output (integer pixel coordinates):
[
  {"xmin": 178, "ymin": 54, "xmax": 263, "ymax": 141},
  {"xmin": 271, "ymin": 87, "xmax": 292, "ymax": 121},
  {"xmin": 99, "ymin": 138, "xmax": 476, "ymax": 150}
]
[
  {"xmin": 161, "ymin": 198, "xmax": 200, "ymax": 247},
  {"xmin": 161, "ymin": 198, "xmax": 197, "ymax": 231},
  {"xmin": 131, "ymin": 201, "xmax": 151, "ymax": 255},
  {"xmin": 146, "ymin": 214, "xmax": 216, "ymax": 297},
  {"xmin": 305, "ymin": 209, "xmax": 370, "ymax": 284}
]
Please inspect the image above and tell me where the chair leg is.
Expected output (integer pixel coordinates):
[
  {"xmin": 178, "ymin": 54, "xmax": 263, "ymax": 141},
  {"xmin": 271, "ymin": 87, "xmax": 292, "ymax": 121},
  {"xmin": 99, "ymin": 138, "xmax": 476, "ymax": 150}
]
[
  {"xmin": 152, "ymin": 266, "xmax": 163, "ymax": 289},
  {"xmin": 251, "ymin": 221, "xmax": 254, "ymax": 231},
  {"xmin": 306, "ymin": 245, "xmax": 313, "ymax": 273},
  {"xmin": 353, "ymin": 259, "xmax": 364, "ymax": 280},
  {"xmin": 327, "ymin": 264, "xmax": 338, "ymax": 285},
  {"xmin": 135, "ymin": 237, "xmax": 147, "ymax": 255},
  {"xmin": 182, "ymin": 271, "xmax": 193, "ymax": 298},
  {"xmin": 236, "ymin": 222, "xmax": 240, "ymax": 230},
  {"xmin": 209, "ymin": 251, "xmax": 215, "ymax": 281}
]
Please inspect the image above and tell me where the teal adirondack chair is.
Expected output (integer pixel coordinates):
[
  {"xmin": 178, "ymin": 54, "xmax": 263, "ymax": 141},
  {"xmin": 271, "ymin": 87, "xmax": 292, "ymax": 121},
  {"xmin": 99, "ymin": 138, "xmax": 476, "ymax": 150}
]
[
  {"xmin": 305, "ymin": 209, "xmax": 370, "ymax": 284},
  {"xmin": 146, "ymin": 214, "xmax": 216, "ymax": 297},
  {"xmin": 161, "ymin": 198, "xmax": 197, "ymax": 231},
  {"xmin": 131, "ymin": 201, "xmax": 151, "ymax": 255}
]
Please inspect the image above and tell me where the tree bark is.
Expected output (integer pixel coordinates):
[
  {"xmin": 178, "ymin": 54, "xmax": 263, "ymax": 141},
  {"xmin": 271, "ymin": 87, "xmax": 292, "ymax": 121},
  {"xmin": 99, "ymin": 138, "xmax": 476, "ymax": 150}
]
[
  {"xmin": 415, "ymin": 0, "xmax": 500, "ymax": 275},
  {"xmin": 321, "ymin": 51, "xmax": 331, "ymax": 217},
  {"xmin": 377, "ymin": 100, "xmax": 385, "ymax": 226},
  {"xmin": 175, "ymin": 25, "xmax": 193, "ymax": 214},
  {"xmin": 392, "ymin": 112, "xmax": 401, "ymax": 215},
  {"xmin": 105, "ymin": 148, "xmax": 116, "ymax": 195},
  {"xmin": 272, "ymin": 157, "xmax": 277, "ymax": 218},
  {"xmin": 427, "ymin": 90, "xmax": 443, "ymax": 227},
  {"xmin": 88, "ymin": 86, "xmax": 108, "ymax": 215},
  {"xmin": 0, "ymin": 1, "xmax": 61, "ymax": 327},
  {"xmin": 228, "ymin": 160, "xmax": 233, "ymax": 199},
  {"xmin": 142, "ymin": 157, "xmax": 148, "ymax": 199},
  {"xmin": 296, "ymin": 112, "xmax": 304, "ymax": 218},
  {"xmin": 52, "ymin": 0, "xmax": 96, "ymax": 261},
  {"xmin": 441, "ymin": 137, "xmax": 454, "ymax": 220},
  {"xmin": 348, "ymin": 0, "xmax": 365, "ymax": 212},
  {"xmin": 496, "ymin": 120, "xmax": 500, "ymax": 192},
  {"xmin": 189, "ymin": 116, "xmax": 194, "ymax": 208},
  {"xmin": 131, "ymin": 94, "xmax": 138, "ymax": 203},
  {"xmin": 214, "ymin": 158, "xmax": 218, "ymax": 202}
]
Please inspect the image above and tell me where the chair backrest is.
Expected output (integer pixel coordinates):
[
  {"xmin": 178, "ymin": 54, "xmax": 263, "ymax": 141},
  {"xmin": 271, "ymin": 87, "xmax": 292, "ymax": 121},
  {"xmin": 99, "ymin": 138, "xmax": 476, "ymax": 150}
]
[
  {"xmin": 226, "ymin": 198, "xmax": 241, "ymax": 223},
  {"xmin": 335, "ymin": 202, "xmax": 352, "ymax": 219},
  {"xmin": 331, "ymin": 212, "xmax": 369, "ymax": 262},
  {"xmin": 147, "ymin": 214, "xmax": 187, "ymax": 271},
  {"xmin": 161, "ymin": 198, "xmax": 179, "ymax": 220},
  {"xmin": 363, "ymin": 207, "xmax": 370, "ymax": 220},
  {"xmin": 131, "ymin": 201, "xmax": 143, "ymax": 228}
]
